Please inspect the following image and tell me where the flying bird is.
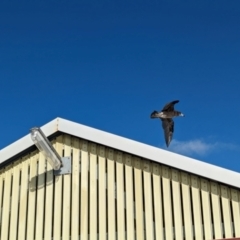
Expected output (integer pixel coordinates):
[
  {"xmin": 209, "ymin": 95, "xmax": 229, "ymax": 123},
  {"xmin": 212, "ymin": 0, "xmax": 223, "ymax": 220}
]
[{"xmin": 150, "ymin": 100, "xmax": 184, "ymax": 147}]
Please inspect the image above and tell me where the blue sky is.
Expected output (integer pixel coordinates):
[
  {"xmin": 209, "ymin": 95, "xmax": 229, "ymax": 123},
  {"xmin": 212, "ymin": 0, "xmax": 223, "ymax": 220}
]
[{"xmin": 1, "ymin": 0, "xmax": 240, "ymax": 171}]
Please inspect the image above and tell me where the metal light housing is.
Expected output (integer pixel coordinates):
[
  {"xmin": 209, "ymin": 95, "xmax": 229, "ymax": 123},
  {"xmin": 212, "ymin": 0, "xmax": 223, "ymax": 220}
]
[{"xmin": 30, "ymin": 127, "xmax": 62, "ymax": 170}]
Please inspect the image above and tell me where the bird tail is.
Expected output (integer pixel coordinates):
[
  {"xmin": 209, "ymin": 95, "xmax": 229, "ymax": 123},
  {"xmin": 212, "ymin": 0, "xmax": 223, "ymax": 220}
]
[
  {"xmin": 174, "ymin": 111, "xmax": 184, "ymax": 117},
  {"xmin": 150, "ymin": 111, "xmax": 159, "ymax": 118}
]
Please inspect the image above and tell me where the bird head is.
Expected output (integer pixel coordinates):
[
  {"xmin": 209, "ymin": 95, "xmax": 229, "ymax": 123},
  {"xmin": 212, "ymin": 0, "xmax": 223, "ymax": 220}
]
[{"xmin": 150, "ymin": 111, "xmax": 159, "ymax": 118}]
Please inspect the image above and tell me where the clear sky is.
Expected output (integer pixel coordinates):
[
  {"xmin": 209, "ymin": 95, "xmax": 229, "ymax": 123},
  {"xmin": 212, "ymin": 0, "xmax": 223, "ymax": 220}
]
[{"xmin": 1, "ymin": 0, "xmax": 240, "ymax": 172}]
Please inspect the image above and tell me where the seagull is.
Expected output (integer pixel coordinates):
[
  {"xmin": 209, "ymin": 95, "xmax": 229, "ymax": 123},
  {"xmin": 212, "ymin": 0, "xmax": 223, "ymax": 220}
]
[{"xmin": 150, "ymin": 100, "xmax": 184, "ymax": 147}]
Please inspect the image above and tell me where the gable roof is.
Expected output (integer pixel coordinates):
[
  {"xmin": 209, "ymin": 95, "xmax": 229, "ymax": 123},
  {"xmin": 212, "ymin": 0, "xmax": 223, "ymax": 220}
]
[{"xmin": 1, "ymin": 117, "xmax": 240, "ymax": 188}]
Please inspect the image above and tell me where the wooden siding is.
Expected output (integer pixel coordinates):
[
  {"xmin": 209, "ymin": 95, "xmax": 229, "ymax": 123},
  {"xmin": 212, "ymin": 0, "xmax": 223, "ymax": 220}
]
[{"xmin": 0, "ymin": 134, "xmax": 240, "ymax": 240}]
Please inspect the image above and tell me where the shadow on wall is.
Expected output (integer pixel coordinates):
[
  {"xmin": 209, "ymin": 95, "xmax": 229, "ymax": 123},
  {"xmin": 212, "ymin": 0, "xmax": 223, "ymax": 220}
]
[{"xmin": 29, "ymin": 170, "xmax": 57, "ymax": 191}]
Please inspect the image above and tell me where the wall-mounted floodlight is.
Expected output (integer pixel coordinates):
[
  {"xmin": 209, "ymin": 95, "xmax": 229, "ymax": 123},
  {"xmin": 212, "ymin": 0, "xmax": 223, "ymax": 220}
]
[{"xmin": 30, "ymin": 127, "xmax": 71, "ymax": 175}]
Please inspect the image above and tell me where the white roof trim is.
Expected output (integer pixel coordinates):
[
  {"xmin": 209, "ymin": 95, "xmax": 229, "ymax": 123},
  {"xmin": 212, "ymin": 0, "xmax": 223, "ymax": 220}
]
[{"xmin": 1, "ymin": 117, "xmax": 240, "ymax": 188}]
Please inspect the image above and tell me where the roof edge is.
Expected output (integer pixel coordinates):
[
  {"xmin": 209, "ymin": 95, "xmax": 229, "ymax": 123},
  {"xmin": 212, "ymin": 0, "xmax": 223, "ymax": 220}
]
[
  {"xmin": 1, "ymin": 117, "xmax": 240, "ymax": 189},
  {"xmin": 57, "ymin": 118, "xmax": 240, "ymax": 188}
]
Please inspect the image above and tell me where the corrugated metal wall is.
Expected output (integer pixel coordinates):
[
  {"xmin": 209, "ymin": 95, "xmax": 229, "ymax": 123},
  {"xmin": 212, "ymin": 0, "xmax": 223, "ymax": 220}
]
[{"xmin": 0, "ymin": 134, "xmax": 240, "ymax": 240}]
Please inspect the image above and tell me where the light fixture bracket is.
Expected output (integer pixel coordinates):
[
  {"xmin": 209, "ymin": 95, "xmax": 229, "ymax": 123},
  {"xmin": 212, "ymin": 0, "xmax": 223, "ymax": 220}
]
[{"xmin": 54, "ymin": 156, "xmax": 72, "ymax": 175}]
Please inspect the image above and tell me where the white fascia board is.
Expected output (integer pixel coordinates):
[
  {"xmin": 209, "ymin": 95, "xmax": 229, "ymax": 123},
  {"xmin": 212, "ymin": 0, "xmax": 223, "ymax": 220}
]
[{"xmin": 1, "ymin": 117, "xmax": 240, "ymax": 189}]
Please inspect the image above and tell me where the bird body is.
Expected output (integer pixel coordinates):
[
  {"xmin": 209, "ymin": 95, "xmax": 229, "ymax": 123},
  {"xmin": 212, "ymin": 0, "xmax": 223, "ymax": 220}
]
[
  {"xmin": 150, "ymin": 100, "xmax": 184, "ymax": 147},
  {"xmin": 151, "ymin": 110, "xmax": 183, "ymax": 119}
]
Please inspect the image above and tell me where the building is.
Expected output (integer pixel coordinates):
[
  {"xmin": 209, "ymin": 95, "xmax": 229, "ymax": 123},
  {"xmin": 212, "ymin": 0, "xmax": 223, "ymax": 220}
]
[{"xmin": 0, "ymin": 117, "xmax": 240, "ymax": 240}]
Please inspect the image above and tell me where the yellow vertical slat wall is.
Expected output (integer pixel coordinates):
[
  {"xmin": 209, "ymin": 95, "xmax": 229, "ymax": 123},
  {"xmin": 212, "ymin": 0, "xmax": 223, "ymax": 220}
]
[{"xmin": 0, "ymin": 134, "xmax": 240, "ymax": 240}]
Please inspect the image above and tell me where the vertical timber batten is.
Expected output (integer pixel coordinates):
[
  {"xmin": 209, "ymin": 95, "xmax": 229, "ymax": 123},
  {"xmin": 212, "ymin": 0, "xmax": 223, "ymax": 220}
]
[
  {"xmin": 171, "ymin": 169, "xmax": 183, "ymax": 240},
  {"xmin": 162, "ymin": 166, "xmax": 174, "ymax": 240},
  {"xmin": 9, "ymin": 160, "xmax": 21, "ymax": 240},
  {"xmin": 107, "ymin": 148, "xmax": 116, "ymax": 240},
  {"xmin": 191, "ymin": 175, "xmax": 203, "ymax": 240},
  {"xmin": 71, "ymin": 137, "xmax": 80, "ymax": 240},
  {"xmin": 125, "ymin": 154, "xmax": 135, "ymax": 240},
  {"xmin": 211, "ymin": 182, "xmax": 223, "ymax": 239},
  {"xmin": 98, "ymin": 145, "xmax": 106, "ymax": 240},
  {"xmin": 26, "ymin": 152, "xmax": 38, "ymax": 240},
  {"xmin": 53, "ymin": 135, "xmax": 63, "ymax": 239},
  {"xmin": 116, "ymin": 151, "xmax": 125, "ymax": 240},
  {"xmin": 143, "ymin": 159, "xmax": 154, "ymax": 240},
  {"xmin": 18, "ymin": 157, "xmax": 29, "ymax": 240},
  {"xmin": 134, "ymin": 157, "xmax": 144, "ymax": 240},
  {"xmin": 89, "ymin": 142, "xmax": 97, "ymax": 240},
  {"xmin": 80, "ymin": 139, "xmax": 89, "ymax": 240},
  {"xmin": 153, "ymin": 163, "xmax": 164, "ymax": 240},
  {"xmin": 62, "ymin": 135, "xmax": 71, "ymax": 240},
  {"xmin": 181, "ymin": 172, "xmax": 193, "ymax": 240},
  {"xmin": 231, "ymin": 189, "xmax": 240, "ymax": 237},
  {"xmin": 1, "ymin": 166, "xmax": 11, "ymax": 240}
]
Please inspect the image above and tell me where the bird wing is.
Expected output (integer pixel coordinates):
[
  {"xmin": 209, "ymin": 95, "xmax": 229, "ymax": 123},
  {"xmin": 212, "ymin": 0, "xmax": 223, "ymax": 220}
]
[
  {"xmin": 161, "ymin": 100, "xmax": 179, "ymax": 112},
  {"xmin": 161, "ymin": 118, "xmax": 174, "ymax": 147}
]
